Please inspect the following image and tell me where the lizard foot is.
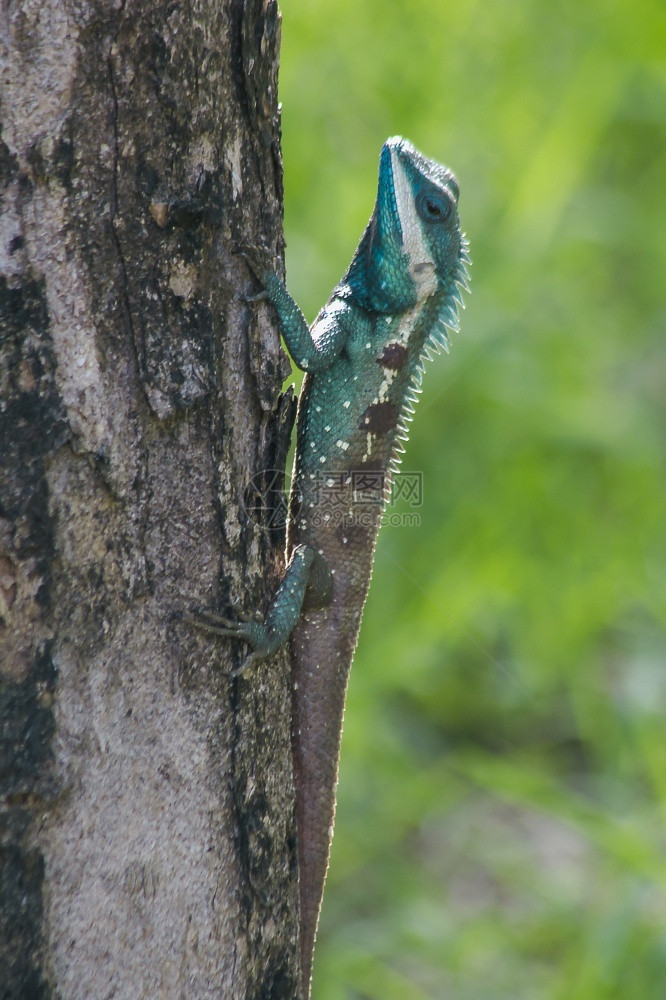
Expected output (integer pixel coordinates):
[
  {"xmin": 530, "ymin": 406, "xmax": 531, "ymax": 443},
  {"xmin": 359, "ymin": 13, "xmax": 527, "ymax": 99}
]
[{"xmin": 176, "ymin": 608, "xmax": 272, "ymax": 676}]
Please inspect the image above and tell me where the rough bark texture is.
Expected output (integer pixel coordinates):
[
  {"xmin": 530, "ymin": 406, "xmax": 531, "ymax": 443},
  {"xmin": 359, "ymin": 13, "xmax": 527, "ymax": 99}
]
[{"xmin": 0, "ymin": 2, "xmax": 301, "ymax": 997}]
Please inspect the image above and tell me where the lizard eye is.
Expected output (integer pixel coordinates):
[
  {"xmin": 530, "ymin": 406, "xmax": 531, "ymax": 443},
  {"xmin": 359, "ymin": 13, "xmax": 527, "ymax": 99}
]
[{"xmin": 416, "ymin": 190, "xmax": 451, "ymax": 223}]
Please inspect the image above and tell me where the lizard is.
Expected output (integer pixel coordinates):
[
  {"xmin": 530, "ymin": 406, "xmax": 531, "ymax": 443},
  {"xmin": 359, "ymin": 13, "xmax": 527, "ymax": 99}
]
[{"xmin": 190, "ymin": 136, "xmax": 469, "ymax": 998}]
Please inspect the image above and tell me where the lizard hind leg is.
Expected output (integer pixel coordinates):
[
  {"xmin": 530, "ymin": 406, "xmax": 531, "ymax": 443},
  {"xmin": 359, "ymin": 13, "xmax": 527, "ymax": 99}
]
[{"xmin": 181, "ymin": 544, "xmax": 332, "ymax": 676}]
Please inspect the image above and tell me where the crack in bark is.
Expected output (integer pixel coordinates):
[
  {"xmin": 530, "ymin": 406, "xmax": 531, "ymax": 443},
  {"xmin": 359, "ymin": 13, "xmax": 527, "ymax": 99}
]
[
  {"xmin": 106, "ymin": 5, "xmax": 145, "ymax": 395},
  {"xmin": 105, "ymin": 3, "xmax": 154, "ymax": 593}
]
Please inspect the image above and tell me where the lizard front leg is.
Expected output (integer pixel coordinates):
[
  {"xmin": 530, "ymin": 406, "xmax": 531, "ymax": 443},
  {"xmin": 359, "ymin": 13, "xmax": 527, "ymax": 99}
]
[{"xmin": 236, "ymin": 244, "xmax": 349, "ymax": 373}]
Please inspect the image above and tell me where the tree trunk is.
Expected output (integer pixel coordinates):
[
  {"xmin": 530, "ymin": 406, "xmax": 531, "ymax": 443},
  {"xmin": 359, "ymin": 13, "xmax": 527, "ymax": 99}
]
[{"xmin": 0, "ymin": 2, "xmax": 301, "ymax": 997}]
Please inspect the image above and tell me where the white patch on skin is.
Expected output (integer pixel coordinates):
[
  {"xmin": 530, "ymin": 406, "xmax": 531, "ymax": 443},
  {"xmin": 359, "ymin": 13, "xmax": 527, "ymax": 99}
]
[
  {"xmin": 390, "ymin": 148, "xmax": 438, "ymax": 299},
  {"xmin": 351, "ymin": 299, "xmax": 422, "ymax": 444},
  {"xmin": 375, "ymin": 370, "xmax": 395, "ymax": 404},
  {"xmin": 393, "ymin": 302, "xmax": 424, "ymax": 346},
  {"xmin": 375, "ymin": 301, "xmax": 426, "ymax": 404}
]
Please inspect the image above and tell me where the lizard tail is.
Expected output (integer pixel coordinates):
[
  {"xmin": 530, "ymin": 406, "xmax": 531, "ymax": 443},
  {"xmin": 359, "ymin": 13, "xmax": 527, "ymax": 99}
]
[{"xmin": 290, "ymin": 620, "xmax": 352, "ymax": 999}]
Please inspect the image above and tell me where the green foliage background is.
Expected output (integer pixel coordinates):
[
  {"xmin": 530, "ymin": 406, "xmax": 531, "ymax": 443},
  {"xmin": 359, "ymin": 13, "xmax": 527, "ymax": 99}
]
[{"xmin": 278, "ymin": 2, "xmax": 666, "ymax": 996}]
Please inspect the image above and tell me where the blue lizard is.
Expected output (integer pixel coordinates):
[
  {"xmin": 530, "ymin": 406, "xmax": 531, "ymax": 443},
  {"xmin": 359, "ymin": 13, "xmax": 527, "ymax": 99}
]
[{"xmin": 193, "ymin": 137, "xmax": 469, "ymax": 997}]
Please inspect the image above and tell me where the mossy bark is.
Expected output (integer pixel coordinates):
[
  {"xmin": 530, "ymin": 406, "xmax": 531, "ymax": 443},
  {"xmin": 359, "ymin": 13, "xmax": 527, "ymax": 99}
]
[{"xmin": 0, "ymin": 2, "xmax": 301, "ymax": 997}]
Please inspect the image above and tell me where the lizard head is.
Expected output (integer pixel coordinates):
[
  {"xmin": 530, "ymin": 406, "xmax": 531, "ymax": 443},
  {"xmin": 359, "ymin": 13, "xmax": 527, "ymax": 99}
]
[{"xmin": 343, "ymin": 136, "xmax": 469, "ymax": 315}]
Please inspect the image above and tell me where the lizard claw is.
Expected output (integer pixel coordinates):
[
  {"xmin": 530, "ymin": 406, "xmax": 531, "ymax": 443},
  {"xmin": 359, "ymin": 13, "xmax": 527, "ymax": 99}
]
[
  {"xmin": 181, "ymin": 608, "xmax": 252, "ymax": 635},
  {"xmin": 229, "ymin": 649, "xmax": 265, "ymax": 678}
]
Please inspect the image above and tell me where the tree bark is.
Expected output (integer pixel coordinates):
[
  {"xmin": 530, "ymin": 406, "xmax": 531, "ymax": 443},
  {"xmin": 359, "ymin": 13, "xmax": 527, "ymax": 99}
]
[{"xmin": 0, "ymin": 2, "xmax": 301, "ymax": 997}]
